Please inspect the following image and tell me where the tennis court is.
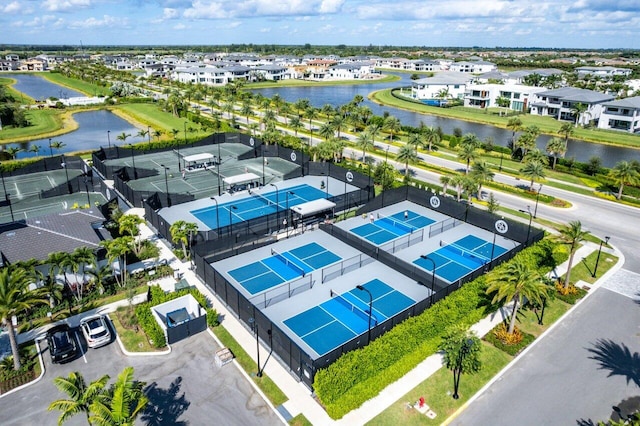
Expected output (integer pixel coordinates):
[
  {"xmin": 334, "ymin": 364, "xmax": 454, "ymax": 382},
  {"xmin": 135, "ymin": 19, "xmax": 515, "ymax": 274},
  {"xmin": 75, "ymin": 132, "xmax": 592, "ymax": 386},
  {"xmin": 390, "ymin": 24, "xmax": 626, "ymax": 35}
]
[
  {"xmin": 283, "ymin": 279, "xmax": 415, "ymax": 356},
  {"xmin": 191, "ymin": 184, "xmax": 330, "ymax": 230},
  {"xmin": 350, "ymin": 210, "xmax": 435, "ymax": 245},
  {"xmin": 227, "ymin": 242, "xmax": 342, "ymax": 295},
  {"xmin": 413, "ymin": 234, "xmax": 508, "ymax": 282}
]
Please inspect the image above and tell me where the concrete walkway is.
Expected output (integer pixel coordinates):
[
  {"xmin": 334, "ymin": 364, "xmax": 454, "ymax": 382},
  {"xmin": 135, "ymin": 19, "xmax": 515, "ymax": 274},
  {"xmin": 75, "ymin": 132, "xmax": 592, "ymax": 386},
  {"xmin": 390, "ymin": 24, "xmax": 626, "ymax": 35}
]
[{"xmin": 15, "ymin": 205, "xmax": 611, "ymax": 426}]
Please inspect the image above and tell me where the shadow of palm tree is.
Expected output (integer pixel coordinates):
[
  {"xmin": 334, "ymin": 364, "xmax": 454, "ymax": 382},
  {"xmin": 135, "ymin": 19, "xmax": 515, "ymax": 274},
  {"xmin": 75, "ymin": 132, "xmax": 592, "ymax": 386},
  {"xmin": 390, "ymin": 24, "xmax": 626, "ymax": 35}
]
[
  {"xmin": 142, "ymin": 376, "xmax": 190, "ymax": 426},
  {"xmin": 635, "ymin": 291, "xmax": 640, "ymax": 305},
  {"xmin": 587, "ymin": 339, "xmax": 640, "ymax": 387},
  {"xmin": 576, "ymin": 396, "xmax": 640, "ymax": 425}
]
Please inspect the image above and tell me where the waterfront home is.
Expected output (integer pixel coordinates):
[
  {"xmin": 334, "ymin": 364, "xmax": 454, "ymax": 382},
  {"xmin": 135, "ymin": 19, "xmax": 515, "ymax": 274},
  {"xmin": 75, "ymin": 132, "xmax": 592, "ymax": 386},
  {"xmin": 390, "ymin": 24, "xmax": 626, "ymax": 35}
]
[
  {"xmin": 410, "ymin": 72, "xmax": 473, "ymax": 101},
  {"xmin": 597, "ymin": 96, "xmax": 640, "ymax": 133},
  {"xmin": 529, "ymin": 87, "xmax": 614, "ymax": 125},
  {"xmin": 464, "ymin": 83, "xmax": 546, "ymax": 112}
]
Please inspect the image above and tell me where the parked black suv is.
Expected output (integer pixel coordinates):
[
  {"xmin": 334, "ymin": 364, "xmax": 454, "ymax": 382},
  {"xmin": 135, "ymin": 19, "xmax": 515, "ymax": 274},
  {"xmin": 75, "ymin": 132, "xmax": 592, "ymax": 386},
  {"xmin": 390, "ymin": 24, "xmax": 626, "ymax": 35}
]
[{"xmin": 46, "ymin": 324, "xmax": 77, "ymax": 363}]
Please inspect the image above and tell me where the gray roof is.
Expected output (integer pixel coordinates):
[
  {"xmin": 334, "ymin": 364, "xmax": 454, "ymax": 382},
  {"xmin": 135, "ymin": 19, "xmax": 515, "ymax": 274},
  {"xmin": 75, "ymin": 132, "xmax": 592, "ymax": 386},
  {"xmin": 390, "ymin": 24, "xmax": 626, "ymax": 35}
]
[
  {"xmin": 536, "ymin": 87, "xmax": 614, "ymax": 103},
  {"xmin": 0, "ymin": 210, "xmax": 108, "ymax": 264},
  {"xmin": 602, "ymin": 96, "xmax": 640, "ymax": 109},
  {"xmin": 413, "ymin": 72, "xmax": 473, "ymax": 85}
]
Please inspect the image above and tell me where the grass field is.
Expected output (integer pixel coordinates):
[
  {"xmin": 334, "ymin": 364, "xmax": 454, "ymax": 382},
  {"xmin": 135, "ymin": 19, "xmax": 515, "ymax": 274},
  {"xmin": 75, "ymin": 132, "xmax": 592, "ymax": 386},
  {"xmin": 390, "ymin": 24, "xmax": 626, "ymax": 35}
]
[
  {"xmin": 0, "ymin": 109, "xmax": 74, "ymax": 143},
  {"xmin": 245, "ymin": 74, "xmax": 400, "ymax": 89},
  {"xmin": 370, "ymin": 89, "xmax": 640, "ymax": 149},
  {"xmin": 112, "ymin": 104, "xmax": 209, "ymax": 140},
  {"xmin": 0, "ymin": 77, "xmax": 36, "ymax": 104},
  {"xmin": 43, "ymin": 73, "xmax": 111, "ymax": 97}
]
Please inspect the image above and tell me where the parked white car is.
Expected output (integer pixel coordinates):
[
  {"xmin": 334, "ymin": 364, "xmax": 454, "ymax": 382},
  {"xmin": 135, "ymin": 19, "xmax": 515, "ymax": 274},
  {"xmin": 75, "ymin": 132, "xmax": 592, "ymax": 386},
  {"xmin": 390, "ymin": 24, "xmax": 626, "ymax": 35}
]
[{"xmin": 79, "ymin": 314, "xmax": 111, "ymax": 348}]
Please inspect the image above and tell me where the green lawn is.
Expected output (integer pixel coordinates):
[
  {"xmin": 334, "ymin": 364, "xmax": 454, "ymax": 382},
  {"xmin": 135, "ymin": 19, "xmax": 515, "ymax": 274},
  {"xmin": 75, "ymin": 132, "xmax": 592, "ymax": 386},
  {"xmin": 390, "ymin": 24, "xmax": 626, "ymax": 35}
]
[
  {"xmin": 110, "ymin": 308, "xmax": 163, "ymax": 353},
  {"xmin": 367, "ymin": 342, "xmax": 512, "ymax": 426},
  {"xmin": 243, "ymin": 74, "xmax": 400, "ymax": 89},
  {"xmin": 43, "ymin": 73, "xmax": 111, "ymax": 97},
  {"xmin": 0, "ymin": 109, "xmax": 70, "ymax": 143},
  {"xmin": 112, "ymin": 104, "xmax": 208, "ymax": 139},
  {"xmin": 566, "ymin": 251, "xmax": 617, "ymax": 285}
]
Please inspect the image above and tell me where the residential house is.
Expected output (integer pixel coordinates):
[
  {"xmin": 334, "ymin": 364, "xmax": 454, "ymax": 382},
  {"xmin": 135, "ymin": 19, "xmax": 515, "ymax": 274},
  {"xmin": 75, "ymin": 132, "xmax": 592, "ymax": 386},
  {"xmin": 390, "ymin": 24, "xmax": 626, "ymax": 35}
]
[
  {"xmin": 19, "ymin": 57, "xmax": 48, "ymax": 71},
  {"xmin": 251, "ymin": 65, "xmax": 290, "ymax": 81},
  {"xmin": 328, "ymin": 63, "xmax": 375, "ymax": 79},
  {"xmin": 576, "ymin": 66, "xmax": 632, "ymax": 79},
  {"xmin": 597, "ymin": 96, "xmax": 640, "ymax": 133},
  {"xmin": 410, "ymin": 72, "xmax": 473, "ymax": 101},
  {"xmin": 529, "ymin": 87, "xmax": 614, "ymax": 125},
  {"xmin": 449, "ymin": 61, "xmax": 496, "ymax": 73},
  {"xmin": 464, "ymin": 83, "xmax": 546, "ymax": 112}
]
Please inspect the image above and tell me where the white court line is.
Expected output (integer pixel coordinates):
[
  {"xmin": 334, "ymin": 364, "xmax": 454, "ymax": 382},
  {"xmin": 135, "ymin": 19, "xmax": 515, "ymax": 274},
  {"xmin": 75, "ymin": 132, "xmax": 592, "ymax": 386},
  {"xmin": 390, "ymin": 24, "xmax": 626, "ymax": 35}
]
[
  {"xmin": 47, "ymin": 175, "xmax": 55, "ymax": 187},
  {"xmin": 12, "ymin": 182, "xmax": 21, "ymax": 198}
]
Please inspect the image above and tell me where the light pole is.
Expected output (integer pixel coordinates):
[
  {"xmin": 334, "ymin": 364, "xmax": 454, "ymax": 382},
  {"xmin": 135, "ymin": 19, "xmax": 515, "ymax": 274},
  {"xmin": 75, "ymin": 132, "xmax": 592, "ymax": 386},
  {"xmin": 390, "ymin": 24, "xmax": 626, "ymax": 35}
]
[
  {"xmin": 147, "ymin": 125, "xmax": 151, "ymax": 144},
  {"xmin": 160, "ymin": 164, "xmax": 171, "ymax": 207},
  {"xmin": 262, "ymin": 145, "xmax": 266, "ymax": 185},
  {"xmin": 228, "ymin": 205, "xmax": 237, "ymax": 237},
  {"xmin": 499, "ymin": 150, "xmax": 503, "ymax": 172},
  {"xmin": 130, "ymin": 146, "xmax": 137, "ymax": 179},
  {"xmin": 248, "ymin": 317, "xmax": 262, "ymax": 377},
  {"xmin": 490, "ymin": 230, "xmax": 497, "ymax": 267},
  {"xmin": 107, "ymin": 130, "xmax": 111, "ymax": 149},
  {"xmin": 60, "ymin": 155, "xmax": 71, "ymax": 194},
  {"xmin": 356, "ymin": 285, "xmax": 373, "ymax": 345},
  {"xmin": 1, "ymin": 168, "xmax": 15, "ymax": 222},
  {"xmin": 592, "ymin": 236, "xmax": 610, "ymax": 277},
  {"xmin": 452, "ymin": 338, "xmax": 474, "ymax": 399},
  {"xmin": 285, "ymin": 191, "xmax": 294, "ymax": 236},
  {"xmin": 183, "ymin": 121, "xmax": 188, "ymax": 146},
  {"xmin": 48, "ymin": 138, "xmax": 53, "ymax": 157},
  {"xmin": 209, "ymin": 197, "xmax": 220, "ymax": 232},
  {"xmin": 533, "ymin": 184, "xmax": 543, "ymax": 218},
  {"xmin": 83, "ymin": 174, "xmax": 91, "ymax": 205},
  {"xmin": 519, "ymin": 206, "xmax": 532, "ymax": 246},
  {"xmin": 270, "ymin": 183, "xmax": 279, "ymax": 230},
  {"xmin": 419, "ymin": 255, "xmax": 437, "ymax": 306}
]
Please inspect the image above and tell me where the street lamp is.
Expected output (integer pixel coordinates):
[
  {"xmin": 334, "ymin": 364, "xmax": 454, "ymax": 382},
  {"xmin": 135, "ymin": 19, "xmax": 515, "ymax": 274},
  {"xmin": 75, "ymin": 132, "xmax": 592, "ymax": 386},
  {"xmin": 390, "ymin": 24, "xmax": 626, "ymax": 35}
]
[
  {"xmin": 107, "ymin": 130, "xmax": 111, "ymax": 149},
  {"xmin": 592, "ymin": 236, "xmax": 611, "ymax": 278},
  {"xmin": 228, "ymin": 205, "xmax": 237, "ymax": 237},
  {"xmin": 533, "ymin": 184, "xmax": 543, "ymax": 218},
  {"xmin": 419, "ymin": 255, "xmax": 437, "ymax": 306},
  {"xmin": 285, "ymin": 191, "xmax": 295, "ymax": 236},
  {"xmin": 83, "ymin": 174, "xmax": 91, "ymax": 205},
  {"xmin": 48, "ymin": 138, "xmax": 53, "ymax": 157},
  {"xmin": 248, "ymin": 317, "xmax": 262, "ymax": 377},
  {"xmin": 356, "ymin": 285, "xmax": 373, "ymax": 345},
  {"xmin": 519, "ymin": 206, "xmax": 532, "ymax": 246},
  {"xmin": 183, "ymin": 121, "xmax": 188, "ymax": 146},
  {"xmin": 262, "ymin": 145, "xmax": 266, "ymax": 186},
  {"xmin": 270, "ymin": 183, "xmax": 279, "ymax": 229},
  {"xmin": 160, "ymin": 164, "xmax": 171, "ymax": 207},
  {"xmin": 452, "ymin": 338, "xmax": 475, "ymax": 399},
  {"xmin": 60, "ymin": 155, "xmax": 71, "ymax": 194},
  {"xmin": 209, "ymin": 197, "xmax": 220, "ymax": 232},
  {"xmin": 147, "ymin": 125, "xmax": 151, "ymax": 144}
]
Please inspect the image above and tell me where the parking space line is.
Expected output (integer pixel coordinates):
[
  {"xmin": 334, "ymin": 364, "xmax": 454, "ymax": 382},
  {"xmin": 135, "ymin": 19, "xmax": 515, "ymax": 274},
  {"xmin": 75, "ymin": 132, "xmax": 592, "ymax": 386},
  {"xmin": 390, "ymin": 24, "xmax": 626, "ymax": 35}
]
[{"xmin": 75, "ymin": 330, "xmax": 87, "ymax": 363}]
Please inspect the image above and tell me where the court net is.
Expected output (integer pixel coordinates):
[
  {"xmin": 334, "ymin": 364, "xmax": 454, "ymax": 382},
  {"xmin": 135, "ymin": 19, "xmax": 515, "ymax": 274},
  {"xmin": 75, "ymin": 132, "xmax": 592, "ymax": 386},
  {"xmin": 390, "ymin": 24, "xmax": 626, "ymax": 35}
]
[
  {"xmin": 333, "ymin": 293, "xmax": 378, "ymax": 326},
  {"xmin": 377, "ymin": 212, "xmax": 417, "ymax": 233},
  {"xmin": 271, "ymin": 248, "xmax": 305, "ymax": 277},
  {"xmin": 440, "ymin": 240, "xmax": 490, "ymax": 266},
  {"xmin": 249, "ymin": 189, "xmax": 278, "ymax": 209}
]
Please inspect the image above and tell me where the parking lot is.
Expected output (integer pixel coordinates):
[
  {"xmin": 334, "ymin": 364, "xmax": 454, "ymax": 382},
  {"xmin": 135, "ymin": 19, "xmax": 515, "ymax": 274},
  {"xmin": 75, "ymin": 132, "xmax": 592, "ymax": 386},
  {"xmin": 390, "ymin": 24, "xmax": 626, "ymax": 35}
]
[{"xmin": 0, "ymin": 320, "xmax": 282, "ymax": 426}]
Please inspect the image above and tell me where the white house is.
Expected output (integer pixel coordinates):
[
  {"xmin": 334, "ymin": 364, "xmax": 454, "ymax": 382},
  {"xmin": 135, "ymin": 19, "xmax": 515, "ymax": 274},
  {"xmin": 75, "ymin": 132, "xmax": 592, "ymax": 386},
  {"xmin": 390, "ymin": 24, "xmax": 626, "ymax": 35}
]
[
  {"xmin": 597, "ymin": 96, "xmax": 640, "ymax": 133},
  {"xmin": 410, "ymin": 72, "xmax": 473, "ymax": 101},
  {"xmin": 464, "ymin": 84, "xmax": 546, "ymax": 112},
  {"xmin": 576, "ymin": 66, "xmax": 632, "ymax": 79},
  {"xmin": 449, "ymin": 61, "xmax": 496, "ymax": 73},
  {"xmin": 252, "ymin": 65, "xmax": 290, "ymax": 81},
  {"xmin": 529, "ymin": 87, "xmax": 615, "ymax": 125},
  {"xmin": 328, "ymin": 63, "xmax": 375, "ymax": 79}
]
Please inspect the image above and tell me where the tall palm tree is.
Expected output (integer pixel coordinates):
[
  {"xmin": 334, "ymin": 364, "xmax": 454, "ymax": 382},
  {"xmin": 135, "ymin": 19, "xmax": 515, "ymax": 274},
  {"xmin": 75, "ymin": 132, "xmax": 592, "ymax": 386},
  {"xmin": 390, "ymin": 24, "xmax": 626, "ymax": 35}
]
[
  {"xmin": 470, "ymin": 161, "xmax": 495, "ymax": 197},
  {"xmin": 520, "ymin": 160, "xmax": 546, "ymax": 191},
  {"xmin": 440, "ymin": 175, "xmax": 452, "ymax": 195},
  {"xmin": 0, "ymin": 267, "xmax": 47, "ymax": 370},
  {"xmin": 293, "ymin": 98, "xmax": 310, "ymax": 118},
  {"xmin": 318, "ymin": 122, "xmax": 335, "ymax": 141},
  {"xmin": 366, "ymin": 123, "xmax": 381, "ymax": 148},
  {"xmin": 486, "ymin": 257, "xmax": 548, "ymax": 334},
  {"xmin": 240, "ymin": 100, "xmax": 252, "ymax": 124},
  {"xmin": 523, "ymin": 148, "xmax": 548, "ymax": 166},
  {"xmin": 422, "ymin": 125, "xmax": 441, "ymax": 151},
  {"xmin": 558, "ymin": 122, "xmax": 574, "ymax": 144},
  {"xmin": 289, "ymin": 116, "xmax": 303, "ymax": 137},
  {"xmin": 356, "ymin": 131, "xmax": 373, "ymax": 162},
  {"xmin": 28, "ymin": 144, "xmax": 42, "ymax": 157},
  {"xmin": 116, "ymin": 132, "xmax": 131, "ymax": 145},
  {"xmin": 396, "ymin": 144, "xmax": 418, "ymax": 177},
  {"xmin": 330, "ymin": 114, "xmax": 346, "ymax": 138},
  {"xmin": 5, "ymin": 147, "xmax": 22, "ymax": 160},
  {"xmin": 609, "ymin": 161, "xmax": 640, "ymax": 200},
  {"xmin": 71, "ymin": 247, "xmax": 96, "ymax": 302},
  {"xmin": 100, "ymin": 237, "xmax": 133, "ymax": 288},
  {"xmin": 458, "ymin": 143, "xmax": 478, "ymax": 174},
  {"xmin": 304, "ymin": 107, "xmax": 318, "ymax": 144},
  {"xmin": 383, "ymin": 116, "xmax": 402, "ymax": 144},
  {"xmin": 570, "ymin": 102, "xmax": 588, "ymax": 126},
  {"xmin": 152, "ymin": 129, "xmax": 163, "ymax": 141},
  {"xmin": 545, "ymin": 137, "xmax": 567, "ymax": 170},
  {"xmin": 118, "ymin": 214, "xmax": 143, "ymax": 255},
  {"xmin": 89, "ymin": 367, "xmax": 148, "ymax": 426},
  {"xmin": 50, "ymin": 141, "xmax": 66, "ymax": 157},
  {"xmin": 48, "ymin": 371, "xmax": 110, "ymax": 425},
  {"xmin": 136, "ymin": 129, "xmax": 148, "ymax": 143},
  {"xmin": 554, "ymin": 221, "xmax": 589, "ymax": 289},
  {"xmin": 506, "ymin": 117, "xmax": 523, "ymax": 150}
]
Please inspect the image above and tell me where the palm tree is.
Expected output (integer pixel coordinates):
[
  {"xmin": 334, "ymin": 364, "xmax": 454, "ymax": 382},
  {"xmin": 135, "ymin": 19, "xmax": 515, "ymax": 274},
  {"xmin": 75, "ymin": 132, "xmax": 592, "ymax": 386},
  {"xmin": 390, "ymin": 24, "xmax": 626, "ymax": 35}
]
[
  {"xmin": 439, "ymin": 324, "xmax": 482, "ymax": 400},
  {"xmin": 609, "ymin": 161, "xmax": 640, "ymax": 200},
  {"xmin": 570, "ymin": 102, "xmax": 588, "ymax": 126},
  {"xmin": 152, "ymin": 129, "xmax": 163, "ymax": 141},
  {"xmin": 366, "ymin": 123, "xmax": 382, "ymax": 147},
  {"xmin": 293, "ymin": 98, "xmax": 310, "ymax": 118},
  {"xmin": 304, "ymin": 107, "xmax": 318, "ymax": 144},
  {"xmin": 50, "ymin": 141, "xmax": 66, "ymax": 157},
  {"xmin": 318, "ymin": 122, "xmax": 335, "ymax": 141},
  {"xmin": 458, "ymin": 143, "xmax": 478, "ymax": 174},
  {"xmin": 440, "ymin": 175, "xmax": 452, "ymax": 195},
  {"xmin": 48, "ymin": 371, "xmax": 110, "ymax": 425},
  {"xmin": 554, "ymin": 221, "xmax": 589, "ymax": 289},
  {"xmin": 118, "ymin": 214, "xmax": 143, "ymax": 255},
  {"xmin": 5, "ymin": 146, "xmax": 22, "ymax": 160},
  {"xmin": 486, "ymin": 257, "xmax": 548, "ymax": 334},
  {"xmin": 28, "ymin": 144, "xmax": 42, "ymax": 157},
  {"xmin": 523, "ymin": 148, "xmax": 548, "ymax": 166},
  {"xmin": 136, "ymin": 129, "xmax": 149, "ymax": 143},
  {"xmin": 422, "ymin": 125, "xmax": 440, "ymax": 151},
  {"xmin": 470, "ymin": 161, "xmax": 495, "ymax": 197},
  {"xmin": 100, "ymin": 237, "xmax": 133, "ymax": 288},
  {"xmin": 558, "ymin": 122, "xmax": 574, "ymax": 144},
  {"xmin": 396, "ymin": 144, "xmax": 418, "ymax": 177},
  {"xmin": 0, "ymin": 267, "xmax": 47, "ymax": 370},
  {"xmin": 356, "ymin": 131, "xmax": 373, "ymax": 162},
  {"xmin": 240, "ymin": 100, "xmax": 252, "ymax": 124},
  {"xmin": 289, "ymin": 116, "xmax": 303, "ymax": 137},
  {"xmin": 170, "ymin": 220, "xmax": 198, "ymax": 259},
  {"xmin": 520, "ymin": 160, "xmax": 546, "ymax": 190},
  {"xmin": 451, "ymin": 174, "xmax": 466, "ymax": 201},
  {"xmin": 116, "ymin": 132, "xmax": 131, "ymax": 145},
  {"xmin": 407, "ymin": 132, "xmax": 423, "ymax": 149},
  {"xmin": 495, "ymin": 96, "xmax": 511, "ymax": 115},
  {"xmin": 330, "ymin": 114, "xmax": 346, "ymax": 138},
  {"xmin": 545, "ymin": 137, "xmax": 567, "ymax": 170},
  {"xmin": 89, "ymin": 367, "xmax": 148, "ymax": 426},
  {"xmin": 383, "ymin": 116, "xmax": 402, "ymax": 144},
  {"xmin": 506, "ymin": 117, "xmax": 523, "ymax": 150}
]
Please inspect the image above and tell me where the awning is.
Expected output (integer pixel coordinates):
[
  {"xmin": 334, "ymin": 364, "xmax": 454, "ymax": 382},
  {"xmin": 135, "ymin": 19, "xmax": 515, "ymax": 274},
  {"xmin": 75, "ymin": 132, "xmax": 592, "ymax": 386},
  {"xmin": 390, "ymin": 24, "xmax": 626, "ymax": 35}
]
[
  {"xmin": 290, "ymin": 198, "xmax": 336, "ymax": 217},
  {"xmin": 223, "ymin": 172, "xmax": 261, "ymax": 186},
  {"xmin": 183, "ymin": 153, "xmax": 214, "ymax": 163}
]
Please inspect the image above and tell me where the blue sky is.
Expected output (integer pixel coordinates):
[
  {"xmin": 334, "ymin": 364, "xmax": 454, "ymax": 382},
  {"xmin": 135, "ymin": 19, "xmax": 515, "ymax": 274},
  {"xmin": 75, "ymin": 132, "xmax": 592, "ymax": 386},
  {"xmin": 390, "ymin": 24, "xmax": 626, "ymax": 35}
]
[{"xmin": 2, "ymin": 0, "xmax": 639, "ymax": 48}]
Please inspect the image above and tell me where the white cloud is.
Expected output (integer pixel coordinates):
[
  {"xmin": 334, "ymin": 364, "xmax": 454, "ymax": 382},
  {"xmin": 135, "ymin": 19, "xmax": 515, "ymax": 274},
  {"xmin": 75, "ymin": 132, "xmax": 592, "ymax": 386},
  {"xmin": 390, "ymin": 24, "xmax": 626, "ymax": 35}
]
[
  {"xmin": 68, "ymin": 14, "xmax": 124, "ymax": 29},
  {"xmin": 42, "ymin": 0, "xmax": 91, "ymax": 12},
  {"xmin": 2, "ymin": 1, "xmax": 21, "ymax": 14},
  {"xmin": 183, "ymin": 0, "xmax": 345, "ymax": 19},
  {"xmin": 163, "ymin": 8, "xmax": 179, "ymax": 19}
]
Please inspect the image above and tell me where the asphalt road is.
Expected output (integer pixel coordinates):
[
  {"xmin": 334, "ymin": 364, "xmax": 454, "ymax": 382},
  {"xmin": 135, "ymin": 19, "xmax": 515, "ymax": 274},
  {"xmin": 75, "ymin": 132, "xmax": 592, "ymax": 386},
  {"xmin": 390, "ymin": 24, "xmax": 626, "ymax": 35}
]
[{"xmin": 0, "ymin": 326, "xmax": 282, "ymax": 426}]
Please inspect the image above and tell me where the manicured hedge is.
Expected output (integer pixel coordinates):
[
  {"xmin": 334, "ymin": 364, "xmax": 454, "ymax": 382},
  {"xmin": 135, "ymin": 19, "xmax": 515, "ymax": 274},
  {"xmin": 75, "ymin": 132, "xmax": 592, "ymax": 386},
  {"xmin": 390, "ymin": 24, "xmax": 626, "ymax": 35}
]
[
  {"xmin": 314, "ymin": 238, "xmax": 564, "ymax": 419},
  {"xmin": 135, "ymin": 285, "xmax": 218, "ymax": 348}
]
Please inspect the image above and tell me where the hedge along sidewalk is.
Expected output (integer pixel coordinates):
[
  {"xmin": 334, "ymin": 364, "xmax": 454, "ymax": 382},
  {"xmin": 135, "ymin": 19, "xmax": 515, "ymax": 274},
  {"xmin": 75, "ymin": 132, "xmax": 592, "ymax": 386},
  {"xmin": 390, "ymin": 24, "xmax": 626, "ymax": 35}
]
[{"xmin": 338, "ymin": 242, "xmax": 601, "ymax": 426}]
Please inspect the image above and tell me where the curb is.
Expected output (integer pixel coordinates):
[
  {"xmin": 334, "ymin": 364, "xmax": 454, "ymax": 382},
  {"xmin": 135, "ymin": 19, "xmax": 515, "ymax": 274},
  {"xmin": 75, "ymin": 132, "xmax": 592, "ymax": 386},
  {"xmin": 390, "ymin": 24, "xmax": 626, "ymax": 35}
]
[
  {"xmin": 107, "ymin": 314, "xmax": 172, "ymax": 357},
  {"xmin": 0, "ymin": 338, "xmax": 47, "ymax": 400},
  {"xmin": 442, "ymin": 246, "xmax": 625, "ymax": 426}
]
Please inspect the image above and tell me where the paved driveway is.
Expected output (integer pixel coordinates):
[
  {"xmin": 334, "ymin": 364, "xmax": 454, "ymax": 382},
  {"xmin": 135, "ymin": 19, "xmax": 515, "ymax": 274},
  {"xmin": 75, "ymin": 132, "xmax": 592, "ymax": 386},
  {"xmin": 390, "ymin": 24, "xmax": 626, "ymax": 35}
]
[
  {"xmin": 0, "ymin": 324, "xmax": 282, "ymax": 426},
  {"xmin": 452, "ymin": 271, "xmax": 640, "ymax": 426}
]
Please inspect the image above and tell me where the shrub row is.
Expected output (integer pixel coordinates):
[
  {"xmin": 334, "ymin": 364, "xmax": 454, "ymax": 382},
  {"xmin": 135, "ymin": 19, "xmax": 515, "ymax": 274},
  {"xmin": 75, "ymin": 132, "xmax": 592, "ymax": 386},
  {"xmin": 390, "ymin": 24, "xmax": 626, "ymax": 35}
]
[
  {"xmin": 314, "ymin": 238, "xmax": 564, "ymax": 419},
  {"xmin": 484, "ymin": 325, "xmax": 536, "ymax": 356},
  {"xmin": 135, "ymin": 285, "xmax": 219, "ymax": 348}
]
